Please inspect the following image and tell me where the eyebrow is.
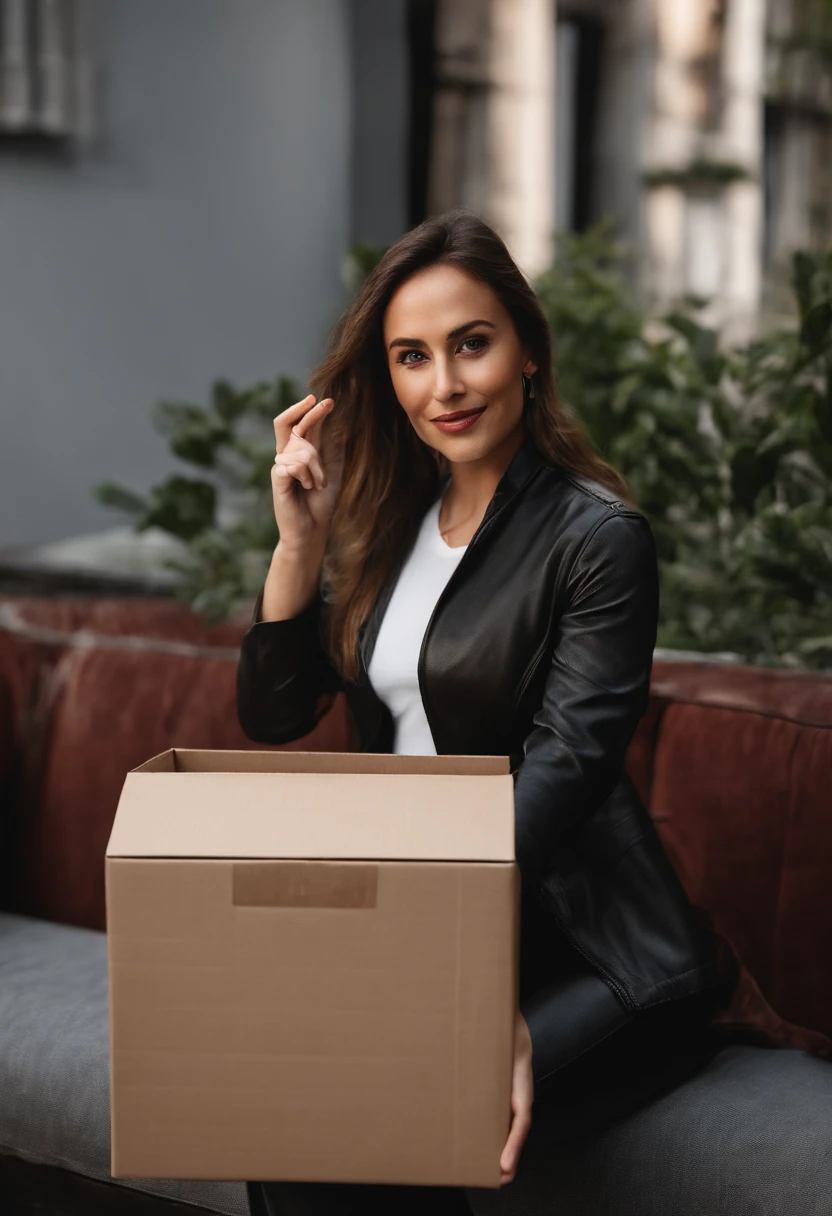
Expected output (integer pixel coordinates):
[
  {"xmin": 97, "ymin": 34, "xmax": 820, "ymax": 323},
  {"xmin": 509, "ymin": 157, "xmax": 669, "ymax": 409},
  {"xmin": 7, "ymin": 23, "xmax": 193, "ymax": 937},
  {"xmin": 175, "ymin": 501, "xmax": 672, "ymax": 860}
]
[{"xmin": 387, "ymin": 318, "xmax": 496, "ymax": 351}]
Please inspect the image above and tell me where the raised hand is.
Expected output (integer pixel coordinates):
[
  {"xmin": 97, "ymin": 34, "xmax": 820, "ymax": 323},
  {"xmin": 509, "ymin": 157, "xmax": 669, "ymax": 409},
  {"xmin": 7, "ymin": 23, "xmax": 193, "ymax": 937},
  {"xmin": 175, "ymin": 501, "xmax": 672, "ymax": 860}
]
[{"xmin": 271, "ymin": 393, "xmax": 343, "ymax": 557}]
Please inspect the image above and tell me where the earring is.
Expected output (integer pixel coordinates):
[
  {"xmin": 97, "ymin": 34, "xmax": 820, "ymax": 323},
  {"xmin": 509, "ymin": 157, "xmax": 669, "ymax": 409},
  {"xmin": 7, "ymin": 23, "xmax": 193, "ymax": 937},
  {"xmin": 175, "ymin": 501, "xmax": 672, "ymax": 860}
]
[{"xmin": 523, "ymin": 372, "xmax": 535, "ymax": 399}]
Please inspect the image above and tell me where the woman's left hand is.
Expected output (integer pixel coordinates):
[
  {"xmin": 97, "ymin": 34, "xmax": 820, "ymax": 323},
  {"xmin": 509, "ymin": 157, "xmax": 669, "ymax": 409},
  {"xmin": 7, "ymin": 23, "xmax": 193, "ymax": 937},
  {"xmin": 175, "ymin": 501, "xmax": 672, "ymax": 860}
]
[{"xmin": 500, "ymin": 1011, "xmax": 534, "ymax": 1185}]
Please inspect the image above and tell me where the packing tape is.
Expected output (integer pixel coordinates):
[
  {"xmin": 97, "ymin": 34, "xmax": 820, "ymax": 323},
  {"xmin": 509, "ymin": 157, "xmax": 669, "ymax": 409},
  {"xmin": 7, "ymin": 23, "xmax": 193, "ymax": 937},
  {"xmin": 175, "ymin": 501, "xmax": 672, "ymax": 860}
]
[{"xmin": 232, "ymin": 861, "xmax": 379, "ymax": 909}]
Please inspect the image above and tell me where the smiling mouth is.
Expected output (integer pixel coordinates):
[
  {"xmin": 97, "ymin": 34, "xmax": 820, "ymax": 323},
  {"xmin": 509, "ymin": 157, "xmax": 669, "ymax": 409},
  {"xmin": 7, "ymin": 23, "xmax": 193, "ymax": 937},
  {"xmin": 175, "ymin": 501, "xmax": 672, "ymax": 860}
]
[{"xmin": 431, "ymin": 407, "xmax": 486, "ymax": 422}]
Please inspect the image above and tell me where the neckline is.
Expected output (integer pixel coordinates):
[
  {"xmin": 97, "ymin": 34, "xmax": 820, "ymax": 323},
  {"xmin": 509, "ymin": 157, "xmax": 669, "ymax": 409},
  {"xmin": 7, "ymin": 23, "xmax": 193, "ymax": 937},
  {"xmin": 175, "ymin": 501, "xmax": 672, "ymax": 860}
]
[
  {"xmin": 430, "ymin": 495, "xmax": 468, "ymax": 554},
  {"xmin": 430, "ymin": 432, "xmax": 543, "ymax": 553}
]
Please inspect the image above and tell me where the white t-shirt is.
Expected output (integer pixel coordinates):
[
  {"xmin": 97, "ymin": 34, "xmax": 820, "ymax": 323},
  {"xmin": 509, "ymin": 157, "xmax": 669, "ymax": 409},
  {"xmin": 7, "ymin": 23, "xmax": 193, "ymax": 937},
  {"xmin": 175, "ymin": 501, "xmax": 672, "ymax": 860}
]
[{"xmin": 367, "ymin": 492, "xmax": 467, "ymax": 755}]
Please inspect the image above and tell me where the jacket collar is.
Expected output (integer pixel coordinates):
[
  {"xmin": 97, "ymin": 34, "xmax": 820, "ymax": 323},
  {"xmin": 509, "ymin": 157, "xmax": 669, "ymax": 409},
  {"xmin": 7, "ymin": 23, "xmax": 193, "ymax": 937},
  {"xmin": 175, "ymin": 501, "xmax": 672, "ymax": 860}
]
[
  {"xmin": 480, "ymin": 427, "xmax": 544, "ymax": 523},
  {"xmin": 357, "ymin": 429, "xmax": 545, "ymax": 675},
  {"xmin": 436, "ymin": 426, "xmax": 543, "ymax": 520}
]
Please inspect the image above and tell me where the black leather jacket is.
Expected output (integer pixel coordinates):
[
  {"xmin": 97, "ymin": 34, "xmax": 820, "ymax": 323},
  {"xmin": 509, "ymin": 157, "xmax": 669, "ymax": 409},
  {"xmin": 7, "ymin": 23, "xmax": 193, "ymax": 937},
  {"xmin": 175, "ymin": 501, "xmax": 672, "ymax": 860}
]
[{"xmin": 237, "ymin": 431, "xmax": 723, "ymax": 1089}]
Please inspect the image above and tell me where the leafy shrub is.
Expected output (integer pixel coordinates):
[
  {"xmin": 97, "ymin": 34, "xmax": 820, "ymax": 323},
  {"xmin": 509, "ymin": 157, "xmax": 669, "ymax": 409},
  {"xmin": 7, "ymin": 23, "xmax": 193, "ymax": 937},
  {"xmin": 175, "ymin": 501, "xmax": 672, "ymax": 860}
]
[
  {"xmin": 95, "ymin": 377, "xmax": 298, "ymax": 622},
  {"xmin": 538, "ymin": 229, "xmax": 832, "ymax": 669}
]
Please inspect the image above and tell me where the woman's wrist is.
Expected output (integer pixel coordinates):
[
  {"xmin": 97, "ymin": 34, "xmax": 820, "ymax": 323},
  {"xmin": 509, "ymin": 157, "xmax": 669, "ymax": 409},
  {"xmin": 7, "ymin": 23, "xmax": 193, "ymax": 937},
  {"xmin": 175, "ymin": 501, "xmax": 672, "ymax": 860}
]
[{"xmin": 260, "ymin": 541, "xmax": 326, "ymax": 622}]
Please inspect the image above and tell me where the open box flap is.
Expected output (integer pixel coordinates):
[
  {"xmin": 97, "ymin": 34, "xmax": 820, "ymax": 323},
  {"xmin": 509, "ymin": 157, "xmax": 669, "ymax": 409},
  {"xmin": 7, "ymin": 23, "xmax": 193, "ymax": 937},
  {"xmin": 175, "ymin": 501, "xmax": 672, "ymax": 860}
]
[{"xmin": 106, "ymin": 750, "xmax": 515, "ymax": 862}]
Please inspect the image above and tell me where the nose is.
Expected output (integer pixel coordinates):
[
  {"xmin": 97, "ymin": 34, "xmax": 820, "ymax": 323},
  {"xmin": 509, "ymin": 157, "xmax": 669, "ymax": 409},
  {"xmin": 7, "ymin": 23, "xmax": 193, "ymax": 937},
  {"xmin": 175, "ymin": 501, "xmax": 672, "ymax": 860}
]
[{"xmin": 432, "ymin": 356, "xmax": 465, "ymax": 403}]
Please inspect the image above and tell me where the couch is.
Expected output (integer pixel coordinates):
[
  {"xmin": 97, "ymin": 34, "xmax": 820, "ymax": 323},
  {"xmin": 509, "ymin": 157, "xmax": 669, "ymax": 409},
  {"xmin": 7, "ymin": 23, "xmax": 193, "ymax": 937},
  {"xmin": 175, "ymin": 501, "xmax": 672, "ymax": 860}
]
[{"xmin": 1, "ymin": 594, "xmax": 830, "ymax": 1216}]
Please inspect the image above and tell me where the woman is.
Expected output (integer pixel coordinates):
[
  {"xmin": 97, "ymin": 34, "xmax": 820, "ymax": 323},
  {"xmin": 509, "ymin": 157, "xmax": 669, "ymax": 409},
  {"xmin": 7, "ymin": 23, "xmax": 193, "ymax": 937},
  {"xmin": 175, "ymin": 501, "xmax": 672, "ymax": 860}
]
[{"xmin": 237, "ymin": 209, "xmax": 730, "ymax": 1216}]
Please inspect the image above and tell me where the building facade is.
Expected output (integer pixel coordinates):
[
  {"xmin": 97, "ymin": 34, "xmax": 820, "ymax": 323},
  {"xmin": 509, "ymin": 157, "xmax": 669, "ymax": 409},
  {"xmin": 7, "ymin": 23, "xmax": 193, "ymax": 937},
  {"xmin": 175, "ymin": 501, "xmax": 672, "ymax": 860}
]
[
  {"xmin": 421, "ymin": 0, "xmax": 832, "ymax": 336},
  {"xmin": 1, "ymin": 0, "xmax": 829, "ymax": 554}
]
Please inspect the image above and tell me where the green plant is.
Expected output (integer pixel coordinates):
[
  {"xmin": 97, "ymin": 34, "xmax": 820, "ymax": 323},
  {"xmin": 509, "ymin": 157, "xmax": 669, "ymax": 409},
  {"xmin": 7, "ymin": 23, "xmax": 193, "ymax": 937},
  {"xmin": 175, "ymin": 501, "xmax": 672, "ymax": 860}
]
[
  {"xmin": 537, "ymin": 227, "xmax": 832, "ymax": 669},
  {"xmin": 536, "ymin": 224, "xmax": 725, "ymax": 570},
  {"xmin": 94, "ymin": 376, "xmax": 302, "ymax": 622},
  {"xmin": 642, "ymin": 159, "xmax": 751, "ymax": 190}
]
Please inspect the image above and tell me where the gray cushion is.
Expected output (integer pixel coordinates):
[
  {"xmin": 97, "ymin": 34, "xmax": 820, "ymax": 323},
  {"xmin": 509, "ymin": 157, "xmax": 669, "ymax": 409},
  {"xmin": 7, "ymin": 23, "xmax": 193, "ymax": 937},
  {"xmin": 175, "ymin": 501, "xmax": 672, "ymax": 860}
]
[
  {"xmin": 3, "ymin": 911, "xmax": 831, "ymax": 1216},
  {"xmin": 0, "ymin": 912, "xmax": 248, "ymax": 1215},
  {"xmin": 465, "ymin": 1041, "xmax": 832, "ymax": 1216}
]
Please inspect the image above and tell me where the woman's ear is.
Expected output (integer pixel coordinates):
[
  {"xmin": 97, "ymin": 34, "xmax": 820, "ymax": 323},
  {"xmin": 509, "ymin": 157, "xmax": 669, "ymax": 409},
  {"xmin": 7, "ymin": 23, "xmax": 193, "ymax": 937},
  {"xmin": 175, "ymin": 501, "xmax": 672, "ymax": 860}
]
[{"xmin": 523, "ymin": 360, "xmax": 538, "ymax": 377}]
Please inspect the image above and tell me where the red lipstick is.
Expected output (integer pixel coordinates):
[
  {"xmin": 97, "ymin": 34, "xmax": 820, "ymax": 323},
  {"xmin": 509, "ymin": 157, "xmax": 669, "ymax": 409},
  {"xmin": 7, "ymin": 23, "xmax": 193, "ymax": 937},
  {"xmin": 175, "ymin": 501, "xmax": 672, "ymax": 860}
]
[{"xmin": 430, "ymin": 407, "xmax": 486, "ymax": 433}]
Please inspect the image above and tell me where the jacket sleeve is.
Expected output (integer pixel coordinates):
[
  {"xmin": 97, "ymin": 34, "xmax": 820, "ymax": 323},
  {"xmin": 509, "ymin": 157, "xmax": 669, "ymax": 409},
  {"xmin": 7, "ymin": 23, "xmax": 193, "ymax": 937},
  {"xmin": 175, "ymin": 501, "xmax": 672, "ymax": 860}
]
[
  {"xmin": 236, "ymin": 586, "xmax": 345, "ymax": 745},
  {"xmin": 513, "ymin": 509, "xmax": 659, "ymax": 884}
]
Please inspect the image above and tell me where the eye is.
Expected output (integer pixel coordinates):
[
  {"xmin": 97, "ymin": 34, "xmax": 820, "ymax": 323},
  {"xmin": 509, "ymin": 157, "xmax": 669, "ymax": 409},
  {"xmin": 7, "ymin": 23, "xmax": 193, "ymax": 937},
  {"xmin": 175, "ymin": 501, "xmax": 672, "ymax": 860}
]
[
  {"xmin": 459, "ymin": 335, "xmax": 490, "ymax": 354},
  {"xmin": 396, "ymin": 349, "xmax": 427, "ymax": 365}
]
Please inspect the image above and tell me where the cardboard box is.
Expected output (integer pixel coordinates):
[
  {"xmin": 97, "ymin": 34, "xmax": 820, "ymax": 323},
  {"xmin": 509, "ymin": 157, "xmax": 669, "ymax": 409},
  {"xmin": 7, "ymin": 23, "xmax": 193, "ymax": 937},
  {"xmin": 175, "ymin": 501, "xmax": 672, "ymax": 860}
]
[{"xmin": 106, "ymin": 749, "xmax": 518, "ymax": 1187}]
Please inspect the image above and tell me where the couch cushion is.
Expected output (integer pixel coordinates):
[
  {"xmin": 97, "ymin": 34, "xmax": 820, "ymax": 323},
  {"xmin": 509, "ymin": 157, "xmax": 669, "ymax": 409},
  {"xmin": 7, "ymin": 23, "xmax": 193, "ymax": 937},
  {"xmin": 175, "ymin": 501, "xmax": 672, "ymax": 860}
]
[
  {"xmin": 647, "ymin": 663, "xmax": 832, "ymax": 1045},
  {"xmin": 0, "ymin": 597, "xmax": 352, "ymax": 930},
  {"xmin": 0, "ymin": 596, "xmax": 249, "ymax": 647},
  {"xmin": 0, "ymin": 911, "xmax": 248, "ymax": 1215},
  {"xmin": 650, "ymin": 659, "xmax": 832, "ymax": 728},
  {"xmin": 650, "ymin": 703, "xmax": 800, "ymax": 998},
  {"xmin": 465, "ymin": 1043, "xmax": 832, "ymax": 1216}
]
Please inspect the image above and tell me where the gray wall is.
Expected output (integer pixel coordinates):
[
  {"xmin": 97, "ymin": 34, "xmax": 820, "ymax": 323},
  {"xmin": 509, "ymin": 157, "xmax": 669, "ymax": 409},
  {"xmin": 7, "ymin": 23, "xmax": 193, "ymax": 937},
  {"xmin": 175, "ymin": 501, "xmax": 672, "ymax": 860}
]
[
  {"xmin": 349, "ymin": 0, "xmax": 409, "ymax": 246},
  {"xmin": 0, "ymin": 0, "xmax": 352, "ymax": 548}
]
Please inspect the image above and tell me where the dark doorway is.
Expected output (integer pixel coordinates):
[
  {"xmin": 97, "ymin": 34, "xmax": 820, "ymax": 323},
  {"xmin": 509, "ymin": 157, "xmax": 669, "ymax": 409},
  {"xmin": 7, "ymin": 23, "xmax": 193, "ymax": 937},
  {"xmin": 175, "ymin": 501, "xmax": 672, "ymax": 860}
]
[
  {"xmin": 407, "ymin": 0, "xmax": 438, "ymax": 227},
  {"xmin": 558, "ymin": 13, "xmax": 604, "ymax": 232}
]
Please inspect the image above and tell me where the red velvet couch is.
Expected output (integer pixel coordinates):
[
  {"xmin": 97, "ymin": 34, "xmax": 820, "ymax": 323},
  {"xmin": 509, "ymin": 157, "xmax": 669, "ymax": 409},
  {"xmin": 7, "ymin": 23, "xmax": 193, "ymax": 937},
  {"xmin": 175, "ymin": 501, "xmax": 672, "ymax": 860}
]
[{"xmin": 1, "ymin": 594, "xmax": 830, "ymax": 1216}]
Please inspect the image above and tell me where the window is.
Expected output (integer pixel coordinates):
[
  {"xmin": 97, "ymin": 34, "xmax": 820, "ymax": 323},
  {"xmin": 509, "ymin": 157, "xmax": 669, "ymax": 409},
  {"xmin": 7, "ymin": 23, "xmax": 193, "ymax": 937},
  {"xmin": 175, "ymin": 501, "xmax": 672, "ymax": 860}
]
[{"xmin": 0, "ymin": 0, "xmax": 93, "ymax": 140}]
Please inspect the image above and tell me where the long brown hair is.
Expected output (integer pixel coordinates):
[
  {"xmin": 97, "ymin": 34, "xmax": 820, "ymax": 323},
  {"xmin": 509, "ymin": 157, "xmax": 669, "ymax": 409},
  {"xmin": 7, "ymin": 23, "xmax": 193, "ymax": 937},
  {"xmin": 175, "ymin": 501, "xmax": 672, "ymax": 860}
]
[{"xmin": 309, "ymin": 207, "xmax": 633, "ymax": 683}]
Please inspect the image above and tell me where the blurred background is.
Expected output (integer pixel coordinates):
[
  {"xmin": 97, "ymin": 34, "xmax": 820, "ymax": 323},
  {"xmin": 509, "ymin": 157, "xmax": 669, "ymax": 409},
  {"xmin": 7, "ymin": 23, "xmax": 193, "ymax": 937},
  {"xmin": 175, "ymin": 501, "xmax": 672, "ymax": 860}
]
[{"xmin": 1, "ymin": 0, "xmax": 831, "ymax": 667}]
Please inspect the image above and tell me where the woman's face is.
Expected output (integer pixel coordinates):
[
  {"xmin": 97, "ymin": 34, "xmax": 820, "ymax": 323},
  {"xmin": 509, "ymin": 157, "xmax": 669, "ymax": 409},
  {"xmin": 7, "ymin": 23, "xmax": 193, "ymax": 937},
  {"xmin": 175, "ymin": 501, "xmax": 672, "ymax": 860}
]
[{"xmin": 383, "ymin": 264, "xmax": 536, "ymax": 463}]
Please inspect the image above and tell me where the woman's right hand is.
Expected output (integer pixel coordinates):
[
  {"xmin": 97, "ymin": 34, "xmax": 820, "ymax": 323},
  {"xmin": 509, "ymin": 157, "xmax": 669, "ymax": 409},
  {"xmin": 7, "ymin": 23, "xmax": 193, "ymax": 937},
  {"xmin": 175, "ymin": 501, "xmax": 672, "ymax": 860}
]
[{"xmin": 271, "ymin": 394, "xmax": 343, "ymax": 556}]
